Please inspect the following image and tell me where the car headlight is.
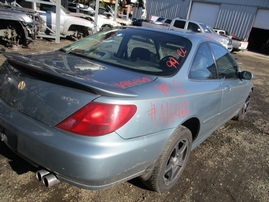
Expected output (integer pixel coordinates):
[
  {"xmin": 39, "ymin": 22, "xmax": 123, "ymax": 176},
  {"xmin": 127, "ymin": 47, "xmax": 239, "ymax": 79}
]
[{"xmin": 220, "ymin": 38, "xmax": 230, "ymax": 45}]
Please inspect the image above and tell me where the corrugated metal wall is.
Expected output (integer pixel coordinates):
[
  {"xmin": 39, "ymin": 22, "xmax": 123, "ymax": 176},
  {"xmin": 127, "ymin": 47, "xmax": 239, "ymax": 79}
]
[
  {"xmin": 215, "ymin": 4, "xmax": 257, "ymax": 40},
  {"xmin": 145, "ymin": 0, "xmax": 269, "ymax": 20},
  {"xmin": 145, "ymin": 0, "xmax": 269, "ymax": 40},
  {"xmin": 190, "ymin": 0, "xmax": 269, "ymax": 8},
  {"xmin": 145, "ymin": 0, "xmax": 190, "ymax": 19}
]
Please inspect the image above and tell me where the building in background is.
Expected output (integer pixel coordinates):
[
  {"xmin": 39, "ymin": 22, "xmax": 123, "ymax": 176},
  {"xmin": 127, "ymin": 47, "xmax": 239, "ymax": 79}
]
[{"xmin": 145, "ymin": 0, "xmax": 269, "ymax": 52}]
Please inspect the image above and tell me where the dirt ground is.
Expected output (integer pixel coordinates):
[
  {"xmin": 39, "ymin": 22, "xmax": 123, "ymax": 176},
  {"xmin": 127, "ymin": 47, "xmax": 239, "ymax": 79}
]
[{"xmin": 0, "ymin": 39, "xmax": 268, "ymax": 202}]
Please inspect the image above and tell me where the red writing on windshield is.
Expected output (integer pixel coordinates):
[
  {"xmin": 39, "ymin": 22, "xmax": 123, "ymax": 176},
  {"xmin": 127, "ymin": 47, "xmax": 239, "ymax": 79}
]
[
  {"xmin": 147, "ymin": 101, "xmax": 189, "ymax": 126},
  {"xmin": 113, "ymin": 77, "xmax": 151, "ymax": 89},
  {"xmin": 166, "ymin": 48, "xmax": 187, "ymax": 69},
  {"xmin": 166, "ymin": 57, "xmax": 179, "ymax": 68},
  {"xmin": 177, "ymin": 48, "xmax": 187, "ymax": 58}
]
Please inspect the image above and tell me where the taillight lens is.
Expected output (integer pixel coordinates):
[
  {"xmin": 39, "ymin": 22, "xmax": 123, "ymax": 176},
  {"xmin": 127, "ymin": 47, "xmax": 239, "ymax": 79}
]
[{"xmin": 56, "ymin": 102, "xmax": 137, "ymax": 136}]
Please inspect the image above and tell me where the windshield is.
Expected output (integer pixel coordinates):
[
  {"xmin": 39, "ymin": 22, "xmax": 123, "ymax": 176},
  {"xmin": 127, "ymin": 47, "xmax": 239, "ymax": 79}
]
[
  {"xmin": 200, "ymin": 24, "xmax": 213, "ymax": 33},
  {"xmin": 61, "ymin": 27, "xmax": 192, "ymax": 76},
  {"xmin": 206, "ymin": 26, "xmax": 216, "ymax": 34}
]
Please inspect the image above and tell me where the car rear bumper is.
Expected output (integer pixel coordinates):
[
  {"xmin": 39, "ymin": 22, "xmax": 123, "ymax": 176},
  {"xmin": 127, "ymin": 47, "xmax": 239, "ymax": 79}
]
[{"xmin": 0, "ymin": 98, "xmax": 171, "ymax": 189}]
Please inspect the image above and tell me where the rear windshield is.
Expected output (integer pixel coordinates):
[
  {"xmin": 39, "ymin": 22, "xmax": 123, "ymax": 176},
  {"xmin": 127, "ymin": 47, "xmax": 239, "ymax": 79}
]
[{"xmin": 61, "ymin": 27, "xmax": 192, "ymax": 76}]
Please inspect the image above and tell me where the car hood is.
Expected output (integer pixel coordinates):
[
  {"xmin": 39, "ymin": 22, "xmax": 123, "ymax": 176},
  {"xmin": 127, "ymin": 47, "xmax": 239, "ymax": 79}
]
[{"xmin": 0, "ymin": 51, "xmax": 156, "ymax": 126}]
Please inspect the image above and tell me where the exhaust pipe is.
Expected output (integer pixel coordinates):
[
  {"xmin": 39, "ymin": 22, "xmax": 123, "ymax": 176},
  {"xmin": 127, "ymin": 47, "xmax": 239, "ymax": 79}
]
[
  {"xmin": 42, "ymin": 174, "xmax": 60, "ymax": 187},
  {"xmin": 36, "ymin": 169, "xmax": 50, "ymax": 181},
  {"xmin": 36, "ymin": 169, "xmax": 60, "ymax": 187}
]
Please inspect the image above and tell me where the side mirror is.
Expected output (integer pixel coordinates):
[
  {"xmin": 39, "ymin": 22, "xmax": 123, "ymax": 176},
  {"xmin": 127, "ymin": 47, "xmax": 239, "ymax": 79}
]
[{"xmin": 239, "ymin": 71, "xmax": 254, "ymax": 80}]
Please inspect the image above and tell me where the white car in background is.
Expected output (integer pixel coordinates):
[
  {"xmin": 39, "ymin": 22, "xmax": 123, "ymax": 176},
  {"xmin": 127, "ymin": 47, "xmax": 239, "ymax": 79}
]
[
  {"xmin": 69, "ymin": 12, "xmax": 121, "ymax": 32},
  {"xmin": 31, "ymin": 1, "xmax": 95, "ymax": 39},
  {"xmin": 143, "ymin": 18, "xmax": 233, "ymax": 52}
]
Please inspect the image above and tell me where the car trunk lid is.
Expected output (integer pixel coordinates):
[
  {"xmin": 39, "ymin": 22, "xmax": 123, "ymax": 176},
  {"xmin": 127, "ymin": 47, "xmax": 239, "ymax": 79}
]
[{"xmin": 0, "ymin": 51, "xmax": 156, "ymax": 126}]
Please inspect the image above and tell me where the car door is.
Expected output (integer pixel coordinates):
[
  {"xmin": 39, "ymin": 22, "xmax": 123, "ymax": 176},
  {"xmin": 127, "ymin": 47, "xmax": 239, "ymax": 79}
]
[
  {"xmin": 39, "ymin": 3, "xmax": 64, "ymax": 34},
  {"xmin": 188, "ymin": 42, "xmax": 222, "ymax": 139},
  {"xmin": 209, "ymin": 42, "xmax": 250, "ymax": 123}
]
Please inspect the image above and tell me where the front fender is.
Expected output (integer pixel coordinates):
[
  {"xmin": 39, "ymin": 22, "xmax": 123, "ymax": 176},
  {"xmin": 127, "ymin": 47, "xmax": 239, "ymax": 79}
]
[{"xmin": 62, "ymin": 18, "xmax": 94, "ymax": 34}]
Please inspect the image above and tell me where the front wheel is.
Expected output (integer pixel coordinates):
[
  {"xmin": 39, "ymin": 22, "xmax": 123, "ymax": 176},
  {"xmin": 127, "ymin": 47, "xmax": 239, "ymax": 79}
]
[{"xmin": 142, "ymin": 126, "xmax": 192, "ymax": 193}]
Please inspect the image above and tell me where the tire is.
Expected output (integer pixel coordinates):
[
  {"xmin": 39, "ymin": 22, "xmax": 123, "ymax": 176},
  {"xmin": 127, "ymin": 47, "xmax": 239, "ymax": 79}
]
[
  {"xmin": 100, "ymin": 25, "xmax": 112, "ymax": 32},
  {"xmin": 143, "ymin": 126, "xmax": 192, "ymax": 193},
  {"xmin": 233, "ymin": 92, "xmax": 251, "ymax": 121}
]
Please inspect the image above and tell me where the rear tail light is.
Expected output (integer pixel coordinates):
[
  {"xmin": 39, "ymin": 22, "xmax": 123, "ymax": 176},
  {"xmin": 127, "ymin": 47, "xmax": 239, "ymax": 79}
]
[{"xmin": 56, "ymin": 102, "xmax": 137, "ymax": 136}]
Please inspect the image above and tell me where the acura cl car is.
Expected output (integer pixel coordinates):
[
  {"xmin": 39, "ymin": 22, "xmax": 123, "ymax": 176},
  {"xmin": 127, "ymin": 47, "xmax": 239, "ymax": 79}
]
[{"xmin": 0, "ymin": 27, "xmax": 253, "ymax": 192}]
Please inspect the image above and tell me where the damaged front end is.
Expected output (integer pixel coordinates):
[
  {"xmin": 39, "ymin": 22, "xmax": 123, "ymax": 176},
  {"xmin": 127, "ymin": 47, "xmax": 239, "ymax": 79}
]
[{"xmin": 0, "ymin": 3, "xmax": 44, "ymax": 47}]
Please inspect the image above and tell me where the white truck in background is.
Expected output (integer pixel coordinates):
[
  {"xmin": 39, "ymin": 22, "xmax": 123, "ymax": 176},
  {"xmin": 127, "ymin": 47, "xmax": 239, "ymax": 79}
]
[
  {"xmin": 34, "ymin": 1, "xmax": 95, "ymax": 39},
  {"xmin": 232, "ymin": 38, "xmax": 249, "ymax": 51},
  {"xmin": 16, "ymin": 0, "xmax": 95, "ymax": 39},
  {"xmin": 142, "ymin": 18, "xmax": 233, "ymax": 52},
  {"xmin": 214, "ymin": 28, "xmax": 249, "ymax": 51}
]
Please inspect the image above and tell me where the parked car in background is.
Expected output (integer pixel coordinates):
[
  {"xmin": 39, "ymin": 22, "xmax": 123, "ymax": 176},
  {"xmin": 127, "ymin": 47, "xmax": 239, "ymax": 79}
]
[
  {"xmin": 68, "ymin": 11, "xmax": 120, "ymax": 32},
  {"xmin": 232, "ymin": 37, "xmax": 249, "ymax": 52},
  {"xmin": 39, "ymin": 1, "xmax": 96, "ymax": 38},
  {"xmin": 132, "ymin": 18, "xmax": 150, "ymax": 26},
  {"xmin": 17, "ymin": 0, "xmax": 95, "ymax": 39},
  {"xmin": 0, "ymin": 2, "xmax": 43, "ymax": 46},
  {"xmin": 0, "ymin": 27, "xmax": 253, "ymax": 193},
  {"xmin": 142, "ymin": 18, "xmax": 233, "ymax": 52},
  {"xmin": 69, "ymin": 2, "xmax": 131, "ymax": 26},
  {"xmin": 66, "ymin": 2, "xmax": 122, "ymax": 31},
  {"xmin": 214, "ymin": 28, "xmax": 249, "ymax": 52},
  {"xmin": 67, "ymin": 1, "xmax": 94, "ymax": 14},
  {"xmin": 213, "ymin": 28, "xmax": 232, "ymax": 38}
]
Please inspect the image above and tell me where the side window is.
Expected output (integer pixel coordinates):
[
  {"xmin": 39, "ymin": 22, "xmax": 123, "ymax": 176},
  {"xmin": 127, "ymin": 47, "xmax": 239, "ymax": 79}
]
[
  {"xmin": 187, "ymin": 22, "xmax": 201, "ymax": 32},
  {"xmin": 40, "ymin": 4, "xmax": 56, "ymax": 13},
  {"xmin": 209, "ymin": 43, "xmax": 239, "ymax": 79},
  {"xmin": 189, "ymin": 43, "xmax": 217, "ymax": 80},
  {"xmin": 173, "ymin": 20, "xmax": 185, "ymax": 29}
]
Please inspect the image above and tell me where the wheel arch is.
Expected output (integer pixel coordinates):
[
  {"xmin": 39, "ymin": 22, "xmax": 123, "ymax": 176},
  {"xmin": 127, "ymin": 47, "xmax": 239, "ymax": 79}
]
[
  {"xmin": 181, "ymin": 117, "xmax": 200, "ymax": 142},
  {"xmin": 140, "ymin": 118, "xmax": 200, "ymax": 182}
]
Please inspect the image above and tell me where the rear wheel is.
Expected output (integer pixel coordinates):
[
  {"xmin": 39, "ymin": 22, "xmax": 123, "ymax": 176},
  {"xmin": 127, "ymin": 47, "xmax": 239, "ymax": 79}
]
[
  {"xmin": 233, "ymin": 92, "xmax": 251, "ymax": 121},
  {"xmin": 142, "ymin": 126, "xmax": 192, "ymax": 193}
]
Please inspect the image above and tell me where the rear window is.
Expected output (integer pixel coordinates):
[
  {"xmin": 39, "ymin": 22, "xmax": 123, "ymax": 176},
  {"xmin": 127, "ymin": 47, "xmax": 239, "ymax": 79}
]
[
  {"xmin": 173, "ymin": 20, "xmax": 186, "ymax": 29},
  {"xmin": 61, "ymin": 27, "xmax": 192, "ymax": 76},
  {"xmin": 156, "ymin": 17, "xmax": 165, "ymax": 22}
]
